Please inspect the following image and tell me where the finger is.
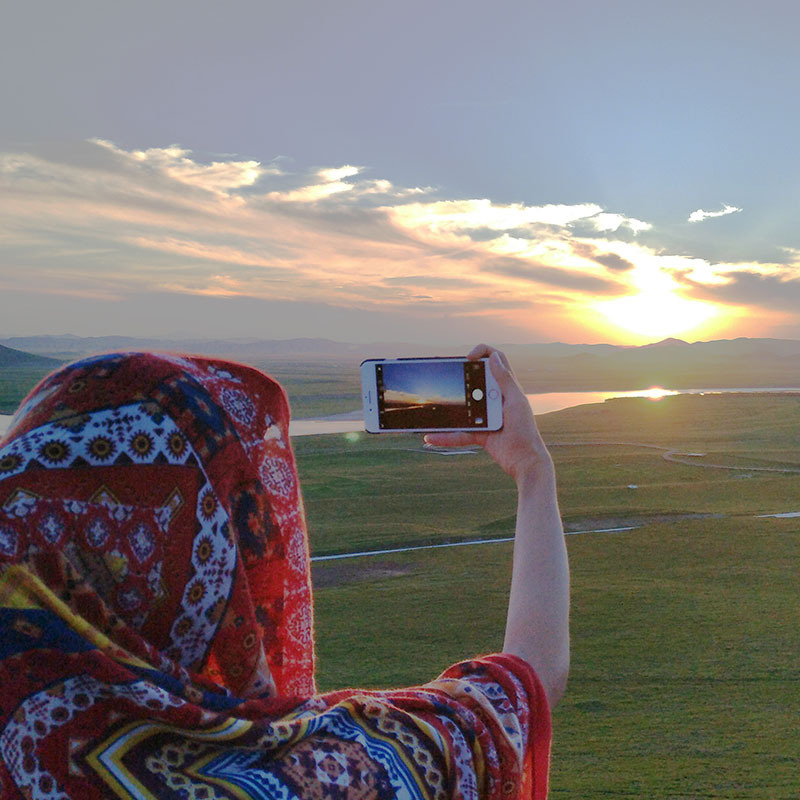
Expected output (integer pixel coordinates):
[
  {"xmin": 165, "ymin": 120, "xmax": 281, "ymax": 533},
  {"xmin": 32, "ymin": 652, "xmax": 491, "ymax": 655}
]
[
  {"xmin": 488, "ymin": 350, "xmax": 516, "ymax": 391},
  {"xmin": 424, "ymin": 431, "xmax": 487, "ymax": 448},
  {"xmin": 467, "ymin": 343, "xmax": 511, "ymax": 372},
  {"xmin": 496, "ymin": 349, "xmax": 512, "ymax": 371},
  {"xmin": 466, "ymin": 343, "xmax": 492, "ymax": 360}
]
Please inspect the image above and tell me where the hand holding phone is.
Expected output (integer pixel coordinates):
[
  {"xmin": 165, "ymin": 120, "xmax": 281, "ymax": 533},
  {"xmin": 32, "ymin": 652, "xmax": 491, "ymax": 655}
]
[
  {"xmin": 361, "ymin": 356, "xmax": 502, "ymax": 433},
  {"xmin": 425, "ymin": 345, "xmax": 554, "ymax": 483}
]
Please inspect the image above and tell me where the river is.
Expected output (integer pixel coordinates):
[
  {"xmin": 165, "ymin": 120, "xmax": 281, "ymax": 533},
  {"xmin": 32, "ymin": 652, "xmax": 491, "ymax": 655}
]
[{"xmin": 3, "ymin": 386, "xmax": 800, "ymax": 439}]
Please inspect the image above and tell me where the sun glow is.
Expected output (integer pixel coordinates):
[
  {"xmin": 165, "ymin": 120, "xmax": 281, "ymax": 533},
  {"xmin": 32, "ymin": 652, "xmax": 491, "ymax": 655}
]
[
  {"xmin": 627, "ymin": 387, "xmax": 679, "ymax": 401},
  {"xmin": 594, "ymin": 265, "xmax": 720, "ymax": 342}
]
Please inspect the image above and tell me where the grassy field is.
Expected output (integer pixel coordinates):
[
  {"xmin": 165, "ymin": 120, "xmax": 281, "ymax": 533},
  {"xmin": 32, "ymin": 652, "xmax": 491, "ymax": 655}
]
[
  {"xmin": 298, "ymin": 393, "xmax": 800, "ymax": 798},
  {"xmin": 0, "ymin": 366, "xmax": 53, "ymax": 413},
  {"xmin": 248, "ymin": 359, "xmax": 361, "ymax": 418},
  {"xmin": 0, "ymin": 358, "xmax": 361, "ymax": 420}
]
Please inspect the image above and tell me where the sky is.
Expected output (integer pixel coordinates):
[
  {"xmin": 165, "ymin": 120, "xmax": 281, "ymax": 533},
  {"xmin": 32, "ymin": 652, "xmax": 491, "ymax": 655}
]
[{"xmin": 2, "ymin": 0, "xmax": 800, "ymax": 346}]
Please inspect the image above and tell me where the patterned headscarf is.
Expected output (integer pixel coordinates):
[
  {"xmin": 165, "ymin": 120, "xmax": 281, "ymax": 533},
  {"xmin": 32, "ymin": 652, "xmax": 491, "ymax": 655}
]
[{"xmin": 0, "ymin": 351, "xmax": 314, "ymax": 699}]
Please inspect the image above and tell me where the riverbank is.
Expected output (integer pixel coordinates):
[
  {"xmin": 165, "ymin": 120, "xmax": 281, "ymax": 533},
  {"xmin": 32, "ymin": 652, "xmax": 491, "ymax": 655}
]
[{"xmin": 3, "ymin": 385, "xmax": 800, "ymax": 438}]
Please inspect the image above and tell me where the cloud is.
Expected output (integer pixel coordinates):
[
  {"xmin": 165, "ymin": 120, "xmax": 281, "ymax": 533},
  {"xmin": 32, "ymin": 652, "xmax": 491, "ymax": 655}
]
[
  {"xmin": 1, "ymin": 138, "xmax": 787, "ymax": 344},
  {"xmin": 683, "ymin": 265, "xmax": 800, "ymax": 312},
  {"xmin": 318, "ymin": 165, "xmax": 361, "ymax": 182},
  {"xmin": 268, "ymin": 165, "xmax": 361, "ymax": 202},
  {"xmin": 128, "ymin": 236, "xmax": 288, "ymax": 272},
  {"xmin": 582, "ymin": 213, "xmax": 652, "ymax": 234},
  {"xmin": 482, "ymin": 257, "xmax": 625, "ymax": 295},
  {"xmin": 92, "ymin": 139, "xmax": 274, "ymax": 194},
  {"xmin": 381, "ymin": 274, "xmax": 473, "ymax": 288},
  {"xmin": 388, "ymin": 199, "xmax": 605, "ymax": 234},
  {"xmin": 571, "ymin": 243, "xmax": 636, "ymax": 272},
  {"xmin": 688, "ymin": 204, "xmax": 742, "ymax": 223},
  {"xmin": 265, "ymin": 164, "xmax": 431, "ymax": 204}
]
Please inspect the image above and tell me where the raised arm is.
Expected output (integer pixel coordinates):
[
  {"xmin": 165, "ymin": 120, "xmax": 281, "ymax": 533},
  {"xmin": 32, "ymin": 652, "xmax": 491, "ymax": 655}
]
[{"xmin": 424, "ymin": 344, "xmax": 570, "ymax": 707}]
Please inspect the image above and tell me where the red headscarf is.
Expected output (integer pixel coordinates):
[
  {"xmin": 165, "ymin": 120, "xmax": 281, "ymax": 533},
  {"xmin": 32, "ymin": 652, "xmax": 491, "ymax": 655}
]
[{"xmin": 0, "ymin": 351, "xmax": 314, "ymax": 698}]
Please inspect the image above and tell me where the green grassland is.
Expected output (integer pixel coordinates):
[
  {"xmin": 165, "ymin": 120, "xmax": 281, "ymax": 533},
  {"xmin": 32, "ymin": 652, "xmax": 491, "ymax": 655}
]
[
  {"xmin": 0, "ymin": 358, "xmax": 361, "ymax": 420},
  {"xmin": 0, "ymin": 366, "xmax": 53, "ymax": 413},
  {"xmin": 248, "ymin": 359, "xmax": 361, "ymax": 418},
  {"xmin": 299, "ymin": 393, "xmax": 800, "ymax": 798}
]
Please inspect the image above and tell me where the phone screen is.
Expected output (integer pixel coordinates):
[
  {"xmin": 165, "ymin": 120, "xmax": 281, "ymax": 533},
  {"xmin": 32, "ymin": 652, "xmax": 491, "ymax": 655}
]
[{"xmin": 376, "ymin": 359, "xmax": 489, "ymax": 430}]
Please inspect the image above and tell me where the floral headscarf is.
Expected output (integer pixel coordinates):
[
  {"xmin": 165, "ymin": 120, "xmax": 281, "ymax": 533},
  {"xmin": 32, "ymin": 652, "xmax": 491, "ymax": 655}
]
[{"xmin": 0, "ymin": 351, "xmax": 314, "ymax": 698}]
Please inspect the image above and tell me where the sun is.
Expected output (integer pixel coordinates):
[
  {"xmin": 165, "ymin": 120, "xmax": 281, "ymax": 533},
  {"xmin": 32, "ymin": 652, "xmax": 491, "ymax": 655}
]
[
  {"xmin": 592, "ymin": 265, "xmax": 721, "ymax": 342},
  {"xmin": 595, "ymin": 291, "xmax": 719, "ymax": 341}
]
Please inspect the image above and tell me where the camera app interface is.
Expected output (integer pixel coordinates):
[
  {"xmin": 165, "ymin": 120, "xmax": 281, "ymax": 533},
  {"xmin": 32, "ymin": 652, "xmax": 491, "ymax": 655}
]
[{"xmin": 376, "ymin": 360, "xmax": 488, "ymax": 429}]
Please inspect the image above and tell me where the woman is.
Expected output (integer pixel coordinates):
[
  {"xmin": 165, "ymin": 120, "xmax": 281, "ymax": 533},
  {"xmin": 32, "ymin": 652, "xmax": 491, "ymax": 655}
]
[{"xmin": 0, "ymin": 344, "xmax": 568, "ymax": 799}]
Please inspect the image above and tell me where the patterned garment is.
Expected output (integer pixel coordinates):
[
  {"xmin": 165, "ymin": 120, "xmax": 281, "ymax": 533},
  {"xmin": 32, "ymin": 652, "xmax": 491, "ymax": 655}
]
[{"xmin": 0, "ymin": 352, "xmax": 551, "ymax": 800}]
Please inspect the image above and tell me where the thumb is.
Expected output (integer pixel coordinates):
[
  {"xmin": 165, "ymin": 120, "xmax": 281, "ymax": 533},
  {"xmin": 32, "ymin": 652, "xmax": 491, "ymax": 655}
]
[
  {"xmin": 488, "ymin": 350, "xmax": 514, "ymax": 392},
  {"xmin": 424, "ymin": 431, "xmax": 487, "ymax": 448}
]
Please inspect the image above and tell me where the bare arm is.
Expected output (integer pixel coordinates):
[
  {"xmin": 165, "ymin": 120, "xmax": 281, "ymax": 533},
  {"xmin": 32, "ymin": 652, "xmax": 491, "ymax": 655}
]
[{"xmin": 424, "ymin": 345, "xmax": 570, "ymax": 707}]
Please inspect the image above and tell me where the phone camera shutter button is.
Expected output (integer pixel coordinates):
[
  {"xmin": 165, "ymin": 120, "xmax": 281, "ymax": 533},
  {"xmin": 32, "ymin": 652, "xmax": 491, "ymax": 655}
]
[{"xmin": 471, "ymin": 388, "xmax": 484, "ymax": 401}]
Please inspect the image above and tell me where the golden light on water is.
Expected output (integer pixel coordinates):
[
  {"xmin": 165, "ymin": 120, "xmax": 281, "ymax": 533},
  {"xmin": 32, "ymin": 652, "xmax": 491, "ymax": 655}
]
[
  {"xmin": 636, "ymin": 387, "xmax": 678, "ymax": 401},
  {"xmin": 609, "ymin": 387, "xmax": 680, "ymax": 402}
]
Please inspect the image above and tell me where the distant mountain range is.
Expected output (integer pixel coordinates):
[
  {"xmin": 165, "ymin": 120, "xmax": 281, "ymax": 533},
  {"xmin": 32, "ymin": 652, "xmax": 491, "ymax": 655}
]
[
  {"xmin": 501, "ymin": 337, "xmax": 800, "ymax": 391},
  {"xmin": 2, "ymin": 334, "xmax": 800, "ymax": 392},
  {"xmin": 0, "ymin": 335, "xmax": 372, "ymax": 361}
]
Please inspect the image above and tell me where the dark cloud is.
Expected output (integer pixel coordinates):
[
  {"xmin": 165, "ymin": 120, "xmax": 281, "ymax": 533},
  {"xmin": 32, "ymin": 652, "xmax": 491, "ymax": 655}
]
[
  {"xmin": 481, "ymin": 256, "xmax": 625, "ymax": 295},
  {"xmin": 455, "ymin": 296, "xmax": 530, "ymax": 310},
  {"xmin": 592, "ymin": 252, "xmax": 635, "ymax": 271},
  {"xmin": 684, "ymin": 269, "xmax": 800, "ymax": 312},
  {"xmin": 382, "ymin": 274, "xmax": 474, "ymax": 289},
  {"xmin": 571, "ymin": 242, "xmax": 635, "ymax": 272},
  {"xmin": 344, "ymin": 280, "xmax": 529, "ymax": 311},
  {"xmin": 264, "ymin": 200, "xmax": 427, "ymax": 250}
]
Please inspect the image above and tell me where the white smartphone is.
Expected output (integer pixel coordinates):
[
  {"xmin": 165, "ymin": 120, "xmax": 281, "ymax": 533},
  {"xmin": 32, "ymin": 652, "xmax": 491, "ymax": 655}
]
[{"xmin": 361, "ymin": 357, "xmax": 503, "ymax": 433}]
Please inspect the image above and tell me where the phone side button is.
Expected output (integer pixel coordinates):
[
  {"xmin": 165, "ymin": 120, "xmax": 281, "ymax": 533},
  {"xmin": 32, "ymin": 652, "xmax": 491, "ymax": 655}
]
[{"xmin": 489, "ymin": 389, "xmax": 499, "ymax": 399}]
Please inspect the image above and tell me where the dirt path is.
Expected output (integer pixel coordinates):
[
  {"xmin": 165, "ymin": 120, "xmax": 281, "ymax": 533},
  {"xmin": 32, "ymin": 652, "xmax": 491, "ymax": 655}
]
[{"xmin": 548, "ymin": 439, "xmax": 800, "ymax": 474}]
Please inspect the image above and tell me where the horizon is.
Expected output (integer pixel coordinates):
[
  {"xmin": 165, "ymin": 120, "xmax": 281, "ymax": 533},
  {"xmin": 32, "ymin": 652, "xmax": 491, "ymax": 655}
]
[
  {"xmin": 4, "ymin": 331, "xmax": 800, "ymax": 348},
  {"xmin": 3, "ymin": 2, "xmax": 800, "ymax": 346},
  {"xmin": 4, "ymin": 331, "xmax": 800, "ymax": 351}
]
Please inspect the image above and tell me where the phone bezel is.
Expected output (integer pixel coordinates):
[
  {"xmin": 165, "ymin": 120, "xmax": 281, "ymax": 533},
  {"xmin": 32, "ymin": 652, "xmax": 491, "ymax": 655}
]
[{"xmin": 360, "ymin": 356, "xmax": 503, "ymax": 433}]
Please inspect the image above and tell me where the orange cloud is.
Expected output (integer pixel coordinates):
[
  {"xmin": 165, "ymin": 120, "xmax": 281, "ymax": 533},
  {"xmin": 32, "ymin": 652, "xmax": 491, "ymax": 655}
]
[{"xmin": 1, "ymin": 140, "xmax": 794, "ymax": 343}]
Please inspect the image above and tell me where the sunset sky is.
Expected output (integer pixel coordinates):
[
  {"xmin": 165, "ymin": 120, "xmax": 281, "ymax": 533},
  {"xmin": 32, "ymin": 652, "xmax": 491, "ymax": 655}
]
[{"xmin": 2, "ymin": 0, "xmax": 800, "ymax": 345}]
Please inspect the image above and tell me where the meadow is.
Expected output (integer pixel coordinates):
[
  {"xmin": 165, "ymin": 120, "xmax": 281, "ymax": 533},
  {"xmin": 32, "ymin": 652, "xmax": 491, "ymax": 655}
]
[
  {"xmin": 297, "ymin": 393, "xmax": 800, "ymax": 799},
  {"xmin": 0, "ymin": 366, "xmax": 53, "ymax": 413},
  {"xmin": 248, "ymin": 358, "xmax": 361, "ymax": 418}
]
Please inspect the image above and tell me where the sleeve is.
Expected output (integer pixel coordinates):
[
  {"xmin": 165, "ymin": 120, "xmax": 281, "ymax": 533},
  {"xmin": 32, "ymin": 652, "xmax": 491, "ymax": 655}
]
[
  {"xmin": 286, "ymin": 653, "xmax": 552, "ymax": 800},
  {"xmin": 432, "ymin": 653, "xmax": 552, "ymax": 800}
]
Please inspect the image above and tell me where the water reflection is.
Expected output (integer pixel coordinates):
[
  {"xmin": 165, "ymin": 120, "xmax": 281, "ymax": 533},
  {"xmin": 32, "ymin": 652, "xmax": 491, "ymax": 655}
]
[
  {"xmin": 527, "ymin": 387, "xmax": 679, "ymax": 414},
  {"xmin": 527, "ymin": 386, "xmax": 800, "ymax": 415},
  {"xmin": 2, "ymin": 386, "xmax": 800, "ymax": 438}
]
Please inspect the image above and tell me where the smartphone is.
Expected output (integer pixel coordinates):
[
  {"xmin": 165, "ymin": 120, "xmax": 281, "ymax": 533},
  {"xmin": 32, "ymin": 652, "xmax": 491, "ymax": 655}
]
[{"xmin": 361, "ymin": 357, "xmax": 503, "ymax": 433}]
